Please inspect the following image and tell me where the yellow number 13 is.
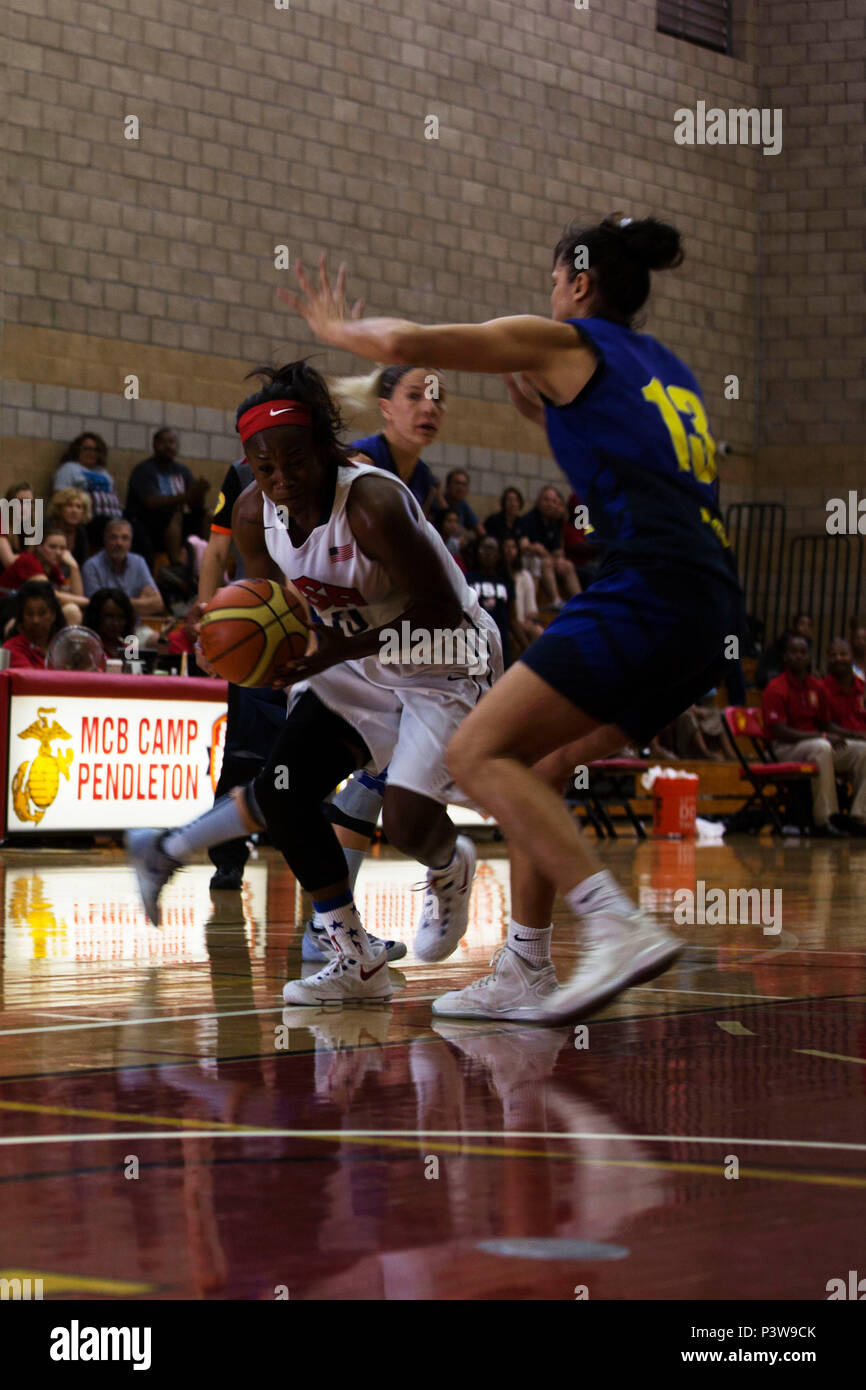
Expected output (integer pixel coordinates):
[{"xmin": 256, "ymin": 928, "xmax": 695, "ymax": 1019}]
[{"xmin": 642, "ymin": 377, "xmax": 717, "ymax": 485}]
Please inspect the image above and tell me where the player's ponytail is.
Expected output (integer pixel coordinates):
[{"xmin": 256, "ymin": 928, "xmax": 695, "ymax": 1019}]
[
  {"xmin": 553, "ymin": 214, "xmax": 684, "ymax": 326},
  {"xmin": 326, "ymin": 364, "xmax": 416, "ymax": 412}
]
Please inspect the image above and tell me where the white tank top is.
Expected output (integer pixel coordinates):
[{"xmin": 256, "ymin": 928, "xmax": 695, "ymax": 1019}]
[{"xmin": 261, "ymin": 459, "xmax": 498, "ymax": 685}]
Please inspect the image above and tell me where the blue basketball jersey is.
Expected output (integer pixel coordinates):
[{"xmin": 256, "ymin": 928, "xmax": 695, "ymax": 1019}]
[{"xmin": 542, "ymin": 317, "xmax": 739, "ymax": 588}]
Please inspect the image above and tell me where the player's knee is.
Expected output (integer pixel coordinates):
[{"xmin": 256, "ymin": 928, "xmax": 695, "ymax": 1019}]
[
  {"xmin": 446, "ymin": 723, "xmax": 480, "ymax": 787},
  {"xmin": 380, "ymin": 798, "xmax": 424, "ymax": 857}
]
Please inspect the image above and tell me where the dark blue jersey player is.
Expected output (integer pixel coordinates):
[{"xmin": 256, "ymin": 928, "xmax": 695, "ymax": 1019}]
[{"xmin": 284, "ymin": 223, "xmax": 747, "ymax": 1026}]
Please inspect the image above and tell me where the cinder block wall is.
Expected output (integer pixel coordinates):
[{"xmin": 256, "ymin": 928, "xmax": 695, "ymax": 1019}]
[
  {"xmin": 2, "ymin": 0, "xmax": 765, "ymax": 520},
  {"xmin": 756, "ymin": 0, "xmax": 866, "ymax": 537}
]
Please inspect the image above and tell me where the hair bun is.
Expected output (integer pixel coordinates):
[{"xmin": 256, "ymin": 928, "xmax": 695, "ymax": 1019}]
[{"xmin": 612, "ymin": 216, "xmax": 683, "ymax": 271}]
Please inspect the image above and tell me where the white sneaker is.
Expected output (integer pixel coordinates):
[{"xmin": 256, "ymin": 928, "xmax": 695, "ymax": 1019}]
[
  {"xmin": 301, "ymin": 919, "xmax": 407, "ymax": 963},
  {"xmin": 432, "ymin": 945, "xmax": 558, "ymax": 1020},
  {"xmin": 126, "ymin": 828, "xmax": 180, "ymax": 926},
  {"xmin": 282, "ymin": 944, "xmax": 393, "ymax": 1007},
  {"xmin": 539, "ymin": 911, "xmax": 683, "ymax": 1024},
  {"xmin": 413, "ymin": 836, "xmax": 476, "ymax": 962}
]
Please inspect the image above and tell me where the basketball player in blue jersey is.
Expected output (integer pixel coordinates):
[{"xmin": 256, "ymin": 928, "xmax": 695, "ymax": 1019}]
[{"xmin": 285, "ymin": 216, "xmax": 746, "ymax": 1023}]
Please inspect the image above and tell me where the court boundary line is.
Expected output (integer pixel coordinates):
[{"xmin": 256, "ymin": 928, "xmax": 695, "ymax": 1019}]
[{"xmin": 1, "ymin": 1127, "xmax": 865, "ymax": 1152}]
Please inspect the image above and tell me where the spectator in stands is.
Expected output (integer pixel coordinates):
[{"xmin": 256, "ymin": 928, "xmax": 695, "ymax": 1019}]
[
  {"xmin": 434, "ymin": 469, "xmax": 484, "ymax": 538},
  {"xmin": 763, "ymin": 632, "xmax": 866, "ymax": 837},
  {"xmin": 502, "ymin": 535, "xmax": 543, "ymax": 651},
  {"xmin": 87, "ymin": 587, "xmax": 137, "ymax": 663},
  {"xmin": 755, "ymin": 612, "xmax": 813, "ymax": 689},
  {"xmin": 0, "ymin": 524, "xmax": 84, "ymax": 625},
  {"xmin": 483, "ymin": 487, "xmax": 528, "ymax": 547},
  {"xmin": 49, "ymin": 487, "xmax": 91, "ymax": 569},
  {"xmin": 54, "ymin": 433, "xmax": 123, "ymax": 552},
  {"xmin": 433, "ymin": 507, "xmax": 468, "ymax": 571},
  {"xmin": 522, "ymin": 484, "xmax": 580, "ymax": 607},
  {"xmin": 465, "ymin": 536, "xmax": 515, "ymax": 667},
  {"xmin": 2, "ymin": 580, "xmax": 66, "ymax": 669},
  {"xmin": 126, "ymin": 429, "xmax": 210, "ymax": 567},
  {"xmin": 81, "ymin": 519, "xmax": 163, "ymax": 617},
  {"xmin": 347, "ymin": 365, "xmax": 445, "ymax": 516},
  {"xmin": 823, "ymin": 637, "xmax": 866, "ymax": 740},
  {"xmin": 848, "ymin": 617, "xmax": 866, "ymax": 681},
  {"xmin": 0, "ymin": 481, "xmax": 38, "ymax": 571}
]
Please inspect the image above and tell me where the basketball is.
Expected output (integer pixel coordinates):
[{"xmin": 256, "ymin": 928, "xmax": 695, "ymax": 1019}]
[{"xmin": 198, "ymin": 579, "xmax": 310, "ymax": 687}]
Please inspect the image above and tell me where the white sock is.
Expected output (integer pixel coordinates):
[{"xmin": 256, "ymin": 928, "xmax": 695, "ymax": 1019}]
[
  {"xmin": 312, "ymin": 891, "xmax": 376, "ymax": 962},
  {"xmin": 507, "ymin": 919, "xmax": 553, "ymax": 968},
  {"xmin": 567, "ymin": 870, "xmax": 636, "ymax": 920},
  {"xmin": 162, "ymin": 796, "xmax": 250, "ymax": 862}
]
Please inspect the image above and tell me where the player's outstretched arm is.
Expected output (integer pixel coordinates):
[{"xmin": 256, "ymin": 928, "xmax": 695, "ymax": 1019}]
[{"xmin": 280, "ymin": 254, "xmax": 591, "ymax": 375}]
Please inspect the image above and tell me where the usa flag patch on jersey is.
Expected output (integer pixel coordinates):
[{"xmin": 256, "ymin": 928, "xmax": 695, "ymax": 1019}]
[{"xmin": 329, "ymin": 543, "xmax": 354, "ymax": 562}]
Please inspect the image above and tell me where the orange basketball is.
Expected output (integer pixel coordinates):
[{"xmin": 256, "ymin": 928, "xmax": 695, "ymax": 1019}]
[{"xmin": 198, "ymin": 579, "xmax": 310, "ymax": 687}]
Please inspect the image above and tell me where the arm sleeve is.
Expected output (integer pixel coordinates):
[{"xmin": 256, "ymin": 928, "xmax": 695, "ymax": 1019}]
[
  {"xmin": 54, "ymin": 461, "xmax": 86, "ymax": 490},
  {"xmin": 81, "ymin": 558, "xmax": 99, "ymax": 597}
]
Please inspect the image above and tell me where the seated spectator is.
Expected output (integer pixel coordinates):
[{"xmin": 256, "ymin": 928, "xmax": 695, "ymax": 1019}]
[
  {"xmin": 82, "ymin": 519, "xmax": 164, "ymax": 617},
  {"xmin": 0, "ymin": 524, "xmax": 85, "ymax": 626},
  {"xmin": 433, "ymin": 469, "xmax": 484, "ymax": 538},
  {"xmin": 763, "ymin": 632, "xmax": 866, "ymax": 837},
  {"xmin": 502, "ymin": 536, "xmax": 543, "ymax": 651},
  {"xmin": 348, "ymin": 365, "xmax": 444, "ymax": 517},
  {"xmin": 522, "ymin": 485, "xmax": 580, "ymax": 607},
  {"xmin": 49, "ymin": 487, "xmax": 91, "ymax": 569},
  {"xmin": 465, "ymin": 536, "xmax": 515, "ymax": 667},
  {"xmin": 434, "ymin": 508, "xmax": 467, "ymax": 571},
  {"xmin": 54, "ymin": 432, "xmax": 123, "ymax": 552},
  {"xmin": 823, "ymin": 637, "xmax": 866, "ymax": 739},
  {"xmin": 86, "ymin": 587, "xmax": 137, "ymax": 662},
  {"xmin": 848, "ymin": 617, "xmax": 866, "ymax": 681},
  {"xmin": 0, "ymin": 481, "xmax": 38, "ymax": 571},
  {"xmin": 2, "ymin": 580, "xmax": 67, "ymax": 669},
  {"xmin": 674, "ymin": 692, "xmax": 737, "ymax": 760},
  {"xmin": 755, "ymin": 612, "xmax": 813, "ymax": 689},
  {"xmin": 126, "ymin": 428, "xmax": 210, "ymax": 567},
  {"xmin": 484, "ymin": 487, "xmax": 528, "ymax": 547}
]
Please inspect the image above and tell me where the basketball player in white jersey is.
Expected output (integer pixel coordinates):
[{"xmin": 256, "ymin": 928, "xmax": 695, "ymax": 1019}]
[{"xmin": 127, "ymin": 361, "xmax": 502, "ymax": 1006}]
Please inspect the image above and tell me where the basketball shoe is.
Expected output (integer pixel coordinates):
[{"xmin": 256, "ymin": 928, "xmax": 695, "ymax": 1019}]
[
  {"xmin": 432, "ymin": 945, "xmax": 558, "ymax": 1019},
  {"xmin": 126, "ymin": 829, "xmax": 180, "ymax": 925},
  {"xmin": 537, "ymin": 910, "xmax": 683, "ymax": 1024},
  {"xmin": 301, "ymin": 918, "xmax": 407, "ymax": 963},
  {"xmin": 413, "ymin": 835, "xmax": 476, "ymax": 962},
  {"xmin": 282, "ymin": 943, "xmax": 393, "ymax": 1007}
]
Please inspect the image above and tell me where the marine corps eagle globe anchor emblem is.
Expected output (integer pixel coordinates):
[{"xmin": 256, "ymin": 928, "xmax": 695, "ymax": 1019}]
[{"xmin": 12, "ymin": 707, "xmax": 74, "ymax": 824}]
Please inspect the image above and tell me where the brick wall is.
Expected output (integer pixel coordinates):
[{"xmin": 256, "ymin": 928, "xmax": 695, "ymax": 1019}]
[
  {"xmin": 2, "ymin": 0, "xmax": 787, "ymax": 529},
  {"xmin": 756, "ymin": 0, "xmax": 866, "ymax": 537}
]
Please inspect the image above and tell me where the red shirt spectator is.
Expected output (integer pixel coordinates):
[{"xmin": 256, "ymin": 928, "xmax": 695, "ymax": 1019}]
[
  {"xmin": 0, "ymin": 550, "xmax": 68, "ymax": 594},
  {"xmin": 822, "ymin": 660, "xmax": 866, "ymax": 732},
  {"xmin": 1, "ymin": 633, "xmax": 47, "ymax": 669},
  {"xmin": 763, "ymin": 670, "xmax": 831, "ymax": 735}
]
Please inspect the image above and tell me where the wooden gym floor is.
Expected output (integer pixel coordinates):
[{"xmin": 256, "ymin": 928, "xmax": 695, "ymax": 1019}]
[{"xmin": 0, "ymin": 831, "xmax": 864, "ymax": 1301}]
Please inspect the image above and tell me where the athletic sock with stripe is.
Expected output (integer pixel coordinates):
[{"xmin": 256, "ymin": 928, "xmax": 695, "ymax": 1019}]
[{"xmin": 506, "ymin": 919, "xmax": 553, "ymax": 968}]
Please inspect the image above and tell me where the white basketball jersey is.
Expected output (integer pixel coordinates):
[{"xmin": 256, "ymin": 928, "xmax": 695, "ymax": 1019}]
[{"xmin": 261, "ymin": 459, "xmax": 498, "ymax": 686}]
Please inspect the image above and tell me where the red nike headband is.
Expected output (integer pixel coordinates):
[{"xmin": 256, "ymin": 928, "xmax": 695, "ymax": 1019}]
[{"xmin": 236, "ymin": 400, "xmax": 313, "ymax": 444}]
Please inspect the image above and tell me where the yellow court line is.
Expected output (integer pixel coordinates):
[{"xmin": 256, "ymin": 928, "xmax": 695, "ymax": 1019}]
[
  {"xmin": 0, "ymin": 1102, "xmax": 862, "ymax": 1189},
  {"xmin": 0, "ymin": 1270, "xmax": 154, "ymax": 1295},
  {"xmin": 793, "ymin": 1049, "xmax": 866, "ymax": 1066},
  {"xmin": 0, "ymin": 1099, "xmax": 261, "ymax": 1132},
  {"xmin": 336, "ymin": 1135, "xmax": 866, "ymax": 1189}
]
